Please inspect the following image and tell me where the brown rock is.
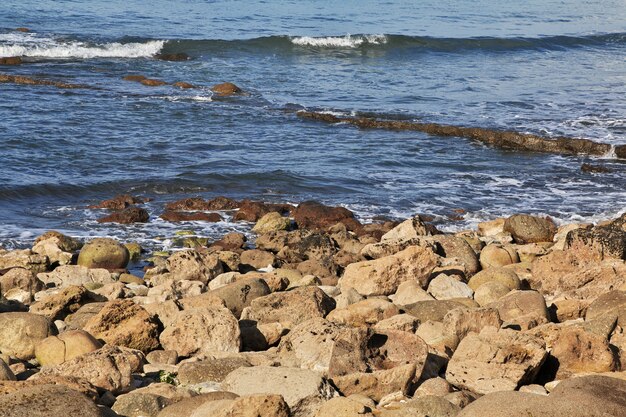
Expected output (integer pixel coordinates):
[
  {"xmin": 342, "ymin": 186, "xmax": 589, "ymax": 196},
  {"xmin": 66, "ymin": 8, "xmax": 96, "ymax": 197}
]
[
  {"xmin": 211, "ymin": 82, "xmax": 242, "ymax": 96},
  {"xmin": 487, "ymin": 290, "xmax": 549, "ymax": 330},
  {"xmin": 0, "ymin": 268, "xmax": 43, "ymax": 301},
  {"xmin": 83, "ymin": 299, "xmax": 160, "ymax": 353},
  {"xmin": 467, "ymin": 267, "xmax": 520, "ymax": 291},
  {"xmin": 156, "ymin": 53, "xmax": 190, "ymax": 61},
  {"xmin": 479, "ymin": 244, "xmax": 519, "ymax": 269},
  {"xmin": 327, "ymin": 298, "xmax": 400, "ymax": 327},
  {"xmin": 233, "ymin": 200, "xmax": 293, "ymax": 222},
  {"xmin": 0, "ymin": 312, "xmax": 53, "ymax": 360},
  {"xmin": 332, "ymin": 364, "xmax": 416, "ymax": 402},
  {"xmin": 77, "ymin": 238, "xmax": 129, "ymax": 270},
  {"xmin": 340, "ymin": 245, "xmax": 439, "ymax": 296},
  {"xmin": 0, "ymin": 249, "xmax": 48, "ymax": 274},
  {"xmin": 503, "ymin": 214, "xmax": 557, "ymax": 244},
  {"xmin": 159, "ymin": 307, "xmax": 241, "ymax": 356},
  {"xmin": 141, "ymin": 78, "xmax": 168, "ymax": 86},
  {"xmin": 240, "ymin": 249, "xmax": 277, "ymax": 270},
  {"xmin": 443, "ymin": 307, "xmax": 502, "ymax": 341},
  {"xmin": 88, "ymin": 194, "xmax": 145, "ymax": 210},
  {"xmin": 431, "ymin": 235, "xmax": 480, "ymax": 276},
  {"xmin": 35, "ymin": 330, "xmax": 102, "ymax": 366},
  {"xmin": 293, "ymin": 201, "xmax": 360, "ymax": 231},
  {"xmin": 0, "ymin": 384, "xmax": 102, "ymax": 417},
  {"xmin": 446, "ymin": 327, "xmax": 547, "ymax": 394},
  {"xmin": 97, "ymin": 206, "xmax": 149, "ymax": 224},
  {"xmin": 565, "ymin": 225, "xmax": 626, "ymax": 260},
  {"xmin": 586, "ymin": 290, "xmax": 626, "ymax": 326},
  {"xmin": 165, "ymin": 196, "xmax": 239, "ymax": 211},
  {"xmin": 160, "ymin": 210, "xmax": 222, "ymax": 222},
  {"xmin": 212, "ymin": 232, "xmax": 247, "ymax": 251},
  {"xmin": 403, "ymin": 299, "xmax": 467, "ymax": 324},
  {"xmin": 166, "ymin": 249, "xmax": 223, "ymax": 283},
  {"xmin": 0, "ymin": 74, "xmax": 88, "ymax": 89},
  {"xmin": 123, "ymin": 75, "xmax": 147, "ymax": 82},
  {"xmin": 184, "ymin": 277, "xmax": 271, "ymax": 318},
  {"xmin": 156, "ymin": 392, "xmax": 239, "ymax": 417},
  {"xmin": 178, "ymin": 357, "xmax": 251, "ymax": 384},
  {"xmin": 173, "ymin": 81, "xmax": 195, "ymax": 89},
  {"xmin": 30, "ymin": 286, "xmax": 96, "ymax": 321},
  {"xmin": 0, "ymin": 57, "xmax": 22, "ymax": 65}
]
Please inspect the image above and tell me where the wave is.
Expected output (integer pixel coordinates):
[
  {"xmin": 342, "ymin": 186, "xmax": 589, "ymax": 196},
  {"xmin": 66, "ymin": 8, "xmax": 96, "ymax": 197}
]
[
  {"xmin": 0, "ymin": 32, "xmax": 164, "ymax": 59},
  {"xmin": 290, "ymin": 34, "xmax": 387, "ymax": 48}
]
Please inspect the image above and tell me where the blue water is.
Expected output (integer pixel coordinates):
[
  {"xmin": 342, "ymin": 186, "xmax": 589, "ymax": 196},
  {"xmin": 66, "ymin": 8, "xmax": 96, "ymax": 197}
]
[{"xmin": 1, "ymin": 1, "xmax": 625, "ymax": 249}]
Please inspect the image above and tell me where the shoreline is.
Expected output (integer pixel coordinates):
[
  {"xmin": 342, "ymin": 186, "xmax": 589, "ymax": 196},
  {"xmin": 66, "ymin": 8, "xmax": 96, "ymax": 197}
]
[{"xmin": 1, "ymin": 196, "xmax": 625, "ymax": 415}]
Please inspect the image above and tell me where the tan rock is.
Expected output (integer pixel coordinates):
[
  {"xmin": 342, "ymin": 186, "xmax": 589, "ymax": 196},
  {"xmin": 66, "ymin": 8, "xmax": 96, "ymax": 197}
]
[
  {"xmin": 446, "ymin": 327, "xmax": 547, "ymax": 395},
  {"xmin": 340, "ymin": 246, "xmax": 439, "ymax": 296},
  {"xmin": 77, "ymin": 238, "xmax": 129, "ymax": 270},
  {"xmin": 35, "ymin": 330, "xmax": 101, "ymax": 366},
  {"xmin": 83, "ymin": 299, "xmax": 160, "ymax": 353},
  {"xmin": 29, "ymin": 285, "xmax": 96, "ymax": 321},
  {"xmin": 331, "ymin": 364, "xmax": 416, "ymax": 402},
  {"xmin": 390, "ymin": 280, "xmax": 434, "ymax": 306},
  {"xmin": 253, "ymin": 212, "xmax": 291, "ymax": 234},
  {"xmin": 178, "ymin": 357, "xmax": 251, "ymax": 384},
  {"xmin": 381, "ymin": 216, "xmax": 433, "ymax": 242},
  {"xmin": 186, "ymin": 277, "xmax": 271, "ymax": 318},
  {"xmin": 201, "ymin": 394, "xmax": 291, "ymax": 417},
  {"xmin": 477, "ymin": 218, "xmax": 505, "ymax": 237},
  {"xmin": 467, "ymin": 267, "xmax": 520, "ymax": 291},
  {"xmin": 37, "ymin": 265, "xmax": 113, "ymax": 287},
  {"xmin": 487, "ymin": 290, "xmax": 549, "ymax": 330},
  {"xmin": 431, "ymin": 235, "xmax": 480, "ymax": 276},
  {"xmin": 313, "ymin": 396, "xmax": 374, "ymax": 417},
  {"xmin": 427, "ymin": 274, "xmax": 474, "ymax": 300},
  {"xmin": 0, "ymin": 312, "xmax": 53, "ymax": 359},
  {"xmin": 503, "ymin": 214, "xmax": 557, "ymax": 244},
  {"xmin": 0, "ymin": 249, "xmax": 48, "ymax": 274},
  {"xmin": 0, "ymin": 384, "xmax": 102, "ymax": 417},
  {"xmin": 0, "ymin": 359, "xmax": 15, "ymax": 381},
  {"xmin": 160, "ymin": 307, "xmax": 241, "ymax": 356},
  {"xmin": 443, "ymin": 307, "xmax": 502, "ymax": 341},
  {"xmin": 0, "ymin": 268, "xmax": 44, "ymax": 302},
  {"xmin": 479, "ymin": 245, "xmax": 519, "ymax": 269},
  {"xmin": 156, "ymin": 392, "xmax": 239, "ymax": 417},
  {"xmin": 474, "ymin": 281, "xmax": 511, "ymax": 306},
  {"xmin": 166, "ymin": 249, "xmax": 223, "ymax": 284},
  {"xmin": 373, "ymin": 314, "xmax": 419, "ymax": 333},
  {"xmin": 327, "ymin": 298, "xmax": 400, "ymax": 327},
  {"xmin": 403, "ymin": 299, "xmax": 467, "ymax": 324}
]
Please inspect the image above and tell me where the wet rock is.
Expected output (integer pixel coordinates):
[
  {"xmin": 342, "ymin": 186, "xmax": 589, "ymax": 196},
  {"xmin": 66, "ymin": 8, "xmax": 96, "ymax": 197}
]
[
  {"xmin": 253, "ymin": 212, "xmax": 292, "ymax": 234},
  {"xmin": 83, "ymin": 299, "xmax": 160, "ymax": 353},
  {"xmin": 156, "ymin": 52, "xmax": 190, "ymax": 61},
  {"xmin": 0, "ymin": 384, "xmax": 102, "ymax": 417},
  {"xmin": 240, "ymin": 286, "xmax": 335, "ymax": 329},
  {"xmin": 97, "ymin": 206, "xmax": 149, "ymax": 224},
  {"xmin": 165, "ymin": 196, "xmax": 239, "ymax": 211},
  {"xmin": 89, "ymin": 194, "xmax": 145, "ymax": 210},
  {"xmin": 159, "ymin": 307, "xmax": 240, "ymax": 356},
  {"xmin": 327, "ymin": 298, "xmax": 400, "ymax": 327},
  {"xmin": 123, "ymin": 75, "xmax": 147, "ymax": 82},
  {"xmin": 503, "ymin": 214, "xmax": 557, "ymax": 244},
  {"xmin": 456, "ymin": 375, "xmax": 626, "ymax": 417},
  {"xmin": 292, "ymin": 201, "xmax": 360, "ymax": 231},
  {"xmin": 211, "ymin": 82, "xmax": 243, "ymax": 96},
  {"xmin": 36, "ymin": 344, "xmax": 144, "ymax": 393},
  {"xmin": 233, "ymin": 200, "xmax": 293, "ymax": 222},
  {"xmin": 30, "ymin": 285, "xmax": 98, "ymax": 321},
  {"xmin": 0, "ymin": 312, "xmax": 53, "ymax": 360},
  {"xmin": 0, "ymin": 57, "xmax": 23, "ymax": 65},
  {"xmin": 221, "ymin": 366, "xmax": 336, "ymax": 417},
  {"xmin": 166, "ymin": 249, "xmax": 223, "ymax": 283},
  {"xmin": 581, "ymin": 162, "xmax": 613, "ymax": 173},
  {"xmin": 141, "ymin": 78, "xmax": 168, "ymax": 86},
  {"xmin": 340, "ymin": 245, "xmax": 439, "ymax": 296},
  {"xmin": 34, "ymin": 330, "xmax": 101, "ymax": 366},
  {"xmin": 565, "ymin": 224, "xmax": 626, "ymax": 260},
  {"xmin": 0, "ymin": 73, "xmax": 88, "ymax": 89},
  {"xmin": 446, "ymin": 327, "xmax": 547, "ymax": 395},
  {"xmin": 173, "ymin": 81, "xmax": 195, "ymax": 89},
  {"xmin": 15, "ymin": 27, "xmax": 30, "ymax": 32},
  {"xmin": 77, "ymin": 238, "xmax": 130, "ymax": 270},
  {"xmin": 160, "ymin": 210, "xmax": 222, "ymax": 222}
]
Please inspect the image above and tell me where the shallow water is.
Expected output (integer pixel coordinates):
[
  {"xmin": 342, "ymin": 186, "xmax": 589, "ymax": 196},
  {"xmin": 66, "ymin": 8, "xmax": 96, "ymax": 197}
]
[{"xmin": 1, "ymin": 1, "xmax": 625, "ymax": 249}]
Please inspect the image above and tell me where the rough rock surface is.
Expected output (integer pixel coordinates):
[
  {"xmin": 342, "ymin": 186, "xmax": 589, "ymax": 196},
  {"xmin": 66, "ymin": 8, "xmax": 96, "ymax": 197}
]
[
  {"xmin": 77, "ymin": 238, "xmax": 130, "ymax": 270},
  {"xmin": 0, "ymin": 384, "xmax": 103, "ymax": 417},
  {"xmin": 0, "ymin": 312, "xmax": 53, "ymax": 360}
]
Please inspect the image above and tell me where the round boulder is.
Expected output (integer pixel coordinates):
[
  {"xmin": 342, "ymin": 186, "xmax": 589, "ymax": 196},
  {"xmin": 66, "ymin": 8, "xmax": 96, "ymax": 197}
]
[{"xmin": 77, "ymin": 238, "xmax": 130, "ymax": 270}]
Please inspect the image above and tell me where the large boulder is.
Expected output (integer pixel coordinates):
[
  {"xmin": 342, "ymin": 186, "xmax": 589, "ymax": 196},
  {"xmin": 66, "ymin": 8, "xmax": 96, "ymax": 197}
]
[
  {"xmin": 292, "ymin": 201, "xmax": 360, "ymax": 231},
  {"xmin": 83, "ymin": 299, "xmax": 160, "ymax": 353},
  {"xmin": 503, "ymin": 214, "xmax": 557, "ymax": 244},
  {"xmin": 36, "ymin": 344, "xmax": 143, "ymax": 393},
  {"xmin": 77, "ymin": 238, "xmax": 129, "ymax": 270},
  {"xmin": 221, "ymin": 366, "xmax": 336, "ymax": 417},
  {"xmin": 97, "ymin": 206, "xmax": 150, "ymax": 224},
  {"xmin": 565, "ymin": 225, "xmax": 626, "ymax": 260},
  {"xmin": 467, "ymin": 267, "xmax": 520, "ymax": 292},
  {"xmin": 479, "ymin": 245, "xmax": 519, "ymax": 269},
  {"xmin": 0, "ymin": 384, "xmax": 102, "ymax": 417},
  {"xmin": 326, "ymin": 298, "xmax": 400, "ymax": 327},
  {"xmin": 36, "ymin": 265, "xmax": 113, "ymax": 288},
  {"xmin": 446, "ymin": 327, "xmax": 547, "ymax": 395},
  {"xmin": 0, "ymin": 268, "xmax": 44, "ymax": 302},
  {"xmin": 183, "ymin": 277, "xmax": 270, "ymax": 318},
  {"xmin": 431, "ymin": 235, "xmax": 480, "ymax": 276},
  {"xmin": 160, "ymin": 307, "xmax": 241, "ymax": 356},
  {"xmin": 331, "ymin": 364, "xmax": 416, "ymax": 402},
  {"xmin": 487, "ymin": 290, "xmax": 549, "ymax": 330},
  {"xmin": 381, "ymin": 216, "xmax": 434, "ymax": 242},
  {"xmin": 340, "ymin": 246, "xmax": 438, "ymax": 296},
  {"xmin": 166, "ymin": 250, "xmax": 223, "ymax": 283},
  {"xmin": 29, "ymin": 285, "xmax": 97, "ymax": 321},
  {"xmin": 253, "ymin": 212, "xmax": 292, "ymax": 234},
  {"xmin": 178, "ymin": 357, "xmax": 252, "ymax": 384},
  {"xmin": 457, "ymin": 375, "xmax": 626, "ymax": 417},
  {"xmin": 35, "ymin": 330, "xmax": 102, "ymax": 366},
  {"xmin": 0, "ymin": 312, "xmax": 53, "ymax": 360},
  {"xmin": 0, "ymin": 249, "xmax": 48, "ymax": 273},
  {"xmin": 240, "ymin": 286, "xmax": 335, "ymax": 329}
]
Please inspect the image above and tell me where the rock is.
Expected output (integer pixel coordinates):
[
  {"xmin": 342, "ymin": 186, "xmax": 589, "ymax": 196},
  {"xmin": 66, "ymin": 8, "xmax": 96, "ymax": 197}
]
[
  {"xmin": 156, "ymin": 392, "xmax": 239, "ymax": 417},
  {"xmin": 89, "ymin": 194, "xmax": 146, "ymax": 210},
  {"xmin": 0, "ymin": 73, "xmax": 88, "ymax": 89},
  {"xmin": 0, "ymin": 249, "xmax": 48, "ymax": 273},
  {"xmin": 211, "ymin": 82, "xmax": 242, "ymax": 96},
  {"xmin": 30, "ymin": 285, "xmax": 97, "ymax": 321},
  {"xmin": 292, "ymin": 201, "xmax": 360, "ymax": 231},
  {"xmin": 187, "ymin": 278, "xmax": 271, "ymax": 318},
  {"xmin": 160, "ymin": 211, "xmax": 222, "ymax": 222},
  {"xmin": 332, "ymin": 364, "xmax": 416, "ymax": 402},
  {"xmin": 240, "ymin": 286, "xmax": 335, "ymax": 329},
  {"xmin": 586, "ymin": 290, "xmax": 626, "ymax": 326},
  {"xmin": 166, "ymin": 197, "xmax": 239, "ymax": 211},
  {"xmin": 443, "ymin": 307, "xmax": 502, "ymax": 341},
  {"xmin": 373, "ymin": 314, "xmax": 420, "ymax": 333},
  {"xmin": 178, "ymin": 357, "xmax": 251, "ymax": 384},
  {"xmin": 565, "ymin": 225, "xmax": 626, "ymax": 260},
  {"xmin": 473, "ymin": 281, "xmax": 511, "ymax": 306},
  {"xmin": 446, "ymin": 327, "xmax": 547, "ymax": 394},
  {"xmin": 112, "ymin": 391, "xmax": 171, "ymax": 417},
  {"xmin": 487, "ymin": 290, "xmax": 549, "ymax": 330},
  {"xmin": 212, "ymin": 232, "xmax": 247, "ymax": 251},
  {"xmin": 166, "ymin": 249, "xmax": 223, "ymax": 284},
  {"xmin": 77, "ymin": 238, "xmax": 129, "ymax": 271},
  {"xmin": 193, "ymin": 394, "xmax": 290, "ymax": 417},
  {"xmin": 313, "ymin": 396, "xmax": 374, "ymax": 417},
  {"xmin": 327, "ymin": 298, "xmax": 400, "ymax": 327},
  {"xmin": 37, "ymin": 265, "xmax": 113, "ymax": 288},
  {"xmin": 503, "ymin": 214, "xmax": 557, "ymax": 244},
  {"xmin": 146, "ymin": 350, "xmax": 178, "ymax": 365},
  {"xmin": 381, "ymin": 216, "xmax": 435, "ymax": 242},
  {"xmin": 403, "ymin": 299, "xmax": 467, "ymax": 324},
  {"xmin": 0, "ymin": 359, "xmax": 15, "ymax": 381},
  {"xmin": 83, "ymin": 299, "xmax": 160, "ymax": 353},
  {"xmin": 240, "ymin": 322, "xmax": 288, "ymax": 351},
  {"xmin": 141, "ymin": 79, "xmax": 168, "ymax": 86},
  {"xmin": 123, "ymin": 75, "xmax": 147, "ymax": 82},
  {"xmin": 173, "ymin": 81, "xmax": 195, "ymax": 89},
  {"xmin": 390, "ymin": 280, "xmax": 434, "ymax": 306},
  {"xmin": 0, "ymin": 312, "xmax": 53, "ymax": 359},
  {"xmin": 0, "ymin": 57, "xmax": 22, "ymax": 65},
  {"xmin": 160, "ymin": 307, "xmax": 240, "ymax": 357},
  {"xmin": 379, "ymin": 395, "xmax": 461, "ymax": 417},
  {"xmin": 428, "ymin": 274, "xmax": 474, "ymax": 300},
  {"xmin": 479, "ymin": 245, "xmax": 519, "ymax": 269},
  {"xmin": 35, "ymin": 330, "xmax": 102, "ymax": 366},
  {"xmin": 221, "ymin": 366, "xmax": 336, "ymax": 416},
  {"xmin": 240, "ymin": 249, "xmax": 277, "ymax": 270},
  {"xmin": 340, "ymin": 246, "xmax": 439, "ymax": 296},
  {"xmin": 97, "ymin": 206, "xmax": 149, "ymax": 224},
  {"xmin": 431, "ymin": 235, "xmax": 480, "ymax": 276},
  {"xmin": 0, "ymin": 384, "xmax": 102, "ymax": 417},
  {"xmin": 32, "ymin": 232, "xmax": 77, "ymax": 265},
  {"xmin": 0, "ymin": 268, "xmax": 44, "ymax": 302},
  {"xmin": 156, "ymin": 52, "xmax": 190, "ymax": 61},
  {"xmin": 467, "ymin": 267, "xmax": 520, "ymax": 291},
  {"xmin": 253, "ymin": 212, "xmax": 292, "ymax": 234},
  {"xmin": 456, "ymin": 375, "xmax": 626, "ymax": 417},
  {"xmin": 36, "ymin": 344, "xmax": 143, "ymax": 393}
]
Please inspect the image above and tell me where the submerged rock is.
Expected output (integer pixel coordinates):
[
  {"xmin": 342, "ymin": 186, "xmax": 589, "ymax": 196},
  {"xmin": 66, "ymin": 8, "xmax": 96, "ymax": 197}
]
[
  {"xmin": 160, "ymin": 210, "xmax": 222, "ymax": 222},
  {"xmin": 211, "ymin": 82, "xmax": 242, "ymax": 96},
  {"xmin": 155, "ymin": 52, "xmax": 190, "ymax": 61},
  {"xmin": 0, "ymin": 57, "xmax": 22, "ymax": 65},
  {"xmin": 97, "ymin": 206, "xmax": 149, "ymax": 224},
  {"xmin": 141, "ymin": 78, "xmax": 168, "ymax": 86}
]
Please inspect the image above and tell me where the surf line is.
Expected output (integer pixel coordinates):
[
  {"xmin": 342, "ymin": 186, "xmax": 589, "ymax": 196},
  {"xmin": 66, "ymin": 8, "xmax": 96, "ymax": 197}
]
[{"xmin": 296, "ymin": 110, "xmax": 626, "ymax": 159}]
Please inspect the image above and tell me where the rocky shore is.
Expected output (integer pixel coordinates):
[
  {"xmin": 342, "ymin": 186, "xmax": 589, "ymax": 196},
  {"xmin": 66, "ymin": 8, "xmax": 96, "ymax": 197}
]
[{"xmin": 1, "ymin": 197, "xmax": 626, "ymax": 416}]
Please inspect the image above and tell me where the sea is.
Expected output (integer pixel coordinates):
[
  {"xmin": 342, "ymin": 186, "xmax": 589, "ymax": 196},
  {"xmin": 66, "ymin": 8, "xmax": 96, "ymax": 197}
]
[{"xmin": 1, "ymin": 0, "xmax": 625, "ymax": 251}]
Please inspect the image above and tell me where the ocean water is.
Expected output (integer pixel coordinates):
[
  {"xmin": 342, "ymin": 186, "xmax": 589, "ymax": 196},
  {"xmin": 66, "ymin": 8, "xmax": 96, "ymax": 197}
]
[{"xmin": 1, "ymin": 0, "xmax": 625, "ymax": 249}]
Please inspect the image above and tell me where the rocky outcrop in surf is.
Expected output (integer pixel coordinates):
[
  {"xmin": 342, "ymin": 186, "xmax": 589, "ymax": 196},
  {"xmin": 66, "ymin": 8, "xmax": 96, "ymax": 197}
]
[
  {"xmin": 297, "ymin": 110, "xmax": 626, "ymax": 159},
  {"xmin": 0, "ymin": 73, "xmax": 89, "ymax": 89}
]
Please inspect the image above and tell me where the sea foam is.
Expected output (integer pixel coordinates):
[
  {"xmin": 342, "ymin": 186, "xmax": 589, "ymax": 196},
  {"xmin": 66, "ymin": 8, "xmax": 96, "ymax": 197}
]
[{"xmin": 290, "ymin": 34, "xmax": 387, "ymax": 48}]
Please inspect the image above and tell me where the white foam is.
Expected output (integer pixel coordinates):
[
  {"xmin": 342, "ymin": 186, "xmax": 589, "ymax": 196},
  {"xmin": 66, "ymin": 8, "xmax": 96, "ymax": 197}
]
[
  {"xmin": 0, "ymin": 32, "xmax": 165, "ymax": 59},
  {"xmin": 291, "ymin": 34, "xmax": 387, "ymax": 48}
]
